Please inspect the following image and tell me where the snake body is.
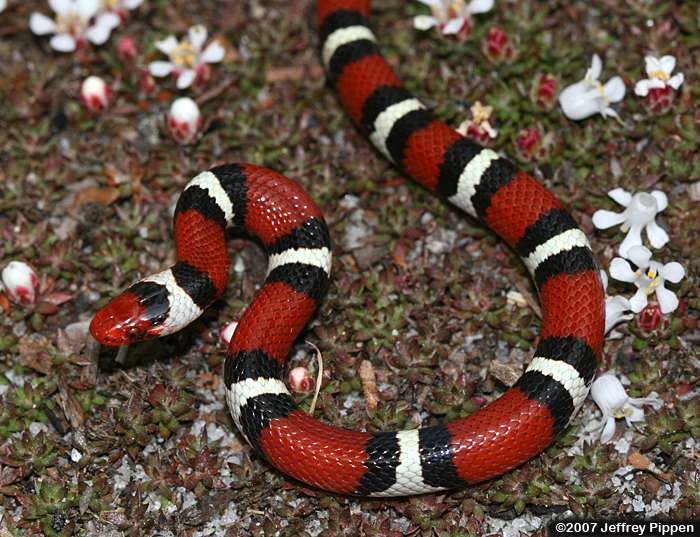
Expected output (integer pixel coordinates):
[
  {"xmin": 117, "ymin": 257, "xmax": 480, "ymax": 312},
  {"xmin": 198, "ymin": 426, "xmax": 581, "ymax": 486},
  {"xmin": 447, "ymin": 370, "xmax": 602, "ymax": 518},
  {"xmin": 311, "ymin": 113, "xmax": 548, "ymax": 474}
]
[{"xmin": 90, "ymin": 0, "xmax": 605, "ymax": 496}]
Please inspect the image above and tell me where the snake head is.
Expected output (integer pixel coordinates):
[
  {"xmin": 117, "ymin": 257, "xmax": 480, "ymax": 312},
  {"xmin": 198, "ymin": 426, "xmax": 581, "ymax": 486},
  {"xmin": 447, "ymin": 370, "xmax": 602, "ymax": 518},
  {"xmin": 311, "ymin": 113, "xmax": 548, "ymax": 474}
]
[{"xmin": 90, "ymin": 281, "xmax": 170, "ymax": 346}]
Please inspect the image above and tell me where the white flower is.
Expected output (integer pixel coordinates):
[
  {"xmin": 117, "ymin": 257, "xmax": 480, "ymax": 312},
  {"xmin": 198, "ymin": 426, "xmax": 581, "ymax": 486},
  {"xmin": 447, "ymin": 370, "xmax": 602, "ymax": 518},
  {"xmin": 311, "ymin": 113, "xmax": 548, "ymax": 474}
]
[
  {"xmin": 559, "ymin": 54, "xmax": 625, "ymax": 120},
  {"xmin": 149, "ymin": 25, "xmax": 225, "ymax": 89},
  {"xmin": 30, "ymin": 0, "xmax": 120, "ymax": 52},
  {"xmin": 600, "ymin": 270, "xmax": 632, "ymax": 335},
  {"xmin": 81, "ymin": 75, "xmax": 110, "ymax": 111},
  {"xmin": 1, "ymin": 261, "xmax": 40, "ymax": 306},
  {"xmin": 413, "ymin": 0, "xmax": 493, "ymax": 36},
  {"xmin": 592, "ymin": 187, "xmax": 669, "ymax": 257},
  {"xmin": 456, "ymin": 101, "xmax": 498, "ymax": 140},
  {"xmin": 634, "ymin": 55, "xmax": 684, "ymax": 97},
  {"xmin": 167, "ymin": 97, "xmax": 202, "ymax": 144},
  {"xmin": 609, "ymin": 245, "xmax": 685, "ymax": 314},
  {"xmin": 591, "ymin": 373, "xmax": 663, "ymax": 443}
]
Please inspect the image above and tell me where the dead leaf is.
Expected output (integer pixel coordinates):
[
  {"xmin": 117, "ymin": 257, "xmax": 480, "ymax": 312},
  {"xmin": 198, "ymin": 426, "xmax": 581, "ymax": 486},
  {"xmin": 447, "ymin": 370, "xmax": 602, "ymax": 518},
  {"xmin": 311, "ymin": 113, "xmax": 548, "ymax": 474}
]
[
  {"xmin": 71, "ymin": 186, "xmax": 120, "ymax": 209},
  {"xmin": 57, "ymin": 376, "xmax": 86, "ymax": 429},
  {"xmin": 489, "ymin": 360, "xmax": 522, "ymax": 387},
  {"xmin": 627, "ymin": 450, "xmax": 651, "ymax": 470},
  {"xmin": 265, "ymin": 66, "xmax": 304, "ymax": 83},
  {"xmin": 17, "ymin": 335, "xmax": 54, "ymax": 375},
  {"xmin": 359, "ymin": 359, "xmax": 378, "ymax": 413}
]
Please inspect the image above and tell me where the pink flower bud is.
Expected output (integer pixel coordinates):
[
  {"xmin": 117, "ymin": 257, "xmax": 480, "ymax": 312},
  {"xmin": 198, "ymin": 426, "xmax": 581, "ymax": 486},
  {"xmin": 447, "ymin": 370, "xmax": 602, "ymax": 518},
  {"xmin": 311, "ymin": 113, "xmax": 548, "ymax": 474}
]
[
  {"xmin": 483, "ymin": 26, "xmax": 514, "ymax": 63},
  {"xmin": 139, "ymin": 69, "xmax": 156, "ymax": 95},
  {"xmin": 531, "ymin": 73, "xmax": 558, "ymax": 108},
  {"xmin": 117, "ymin": 36, "xmax": 137, "ymax": 63},
  {"xmin": 81, "ymin": 76, "xmax": 110, "ymax": 112},
  {"xmin": 515, "ymin": 127, "xmax": 542, "ymax": 162},
  {"xmin": 643, "ymin": 86, "xmax": 675, "ymax": 115},
  {"xmin": 1, "ymin": 261, "xmax": 40, "ymax": 306},
  {"xmin": 167, "ymin": 97, "xmax": 202, "ymax": 144},
  {"xmin": 219, "ymin": 320, "xmax": 238, "ymax": 347},
  {"xmin": 288, "ymin": 366, "xmax": 312, "ymax": 393}
]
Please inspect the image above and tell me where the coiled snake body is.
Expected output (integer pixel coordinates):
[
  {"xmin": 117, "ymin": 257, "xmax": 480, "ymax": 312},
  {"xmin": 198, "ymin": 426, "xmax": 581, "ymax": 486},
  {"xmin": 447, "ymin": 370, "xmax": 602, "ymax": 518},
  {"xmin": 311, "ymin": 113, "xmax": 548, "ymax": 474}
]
[{"xmin": 91, "ymin": 0, "xmax": 605, "ymax": 496}]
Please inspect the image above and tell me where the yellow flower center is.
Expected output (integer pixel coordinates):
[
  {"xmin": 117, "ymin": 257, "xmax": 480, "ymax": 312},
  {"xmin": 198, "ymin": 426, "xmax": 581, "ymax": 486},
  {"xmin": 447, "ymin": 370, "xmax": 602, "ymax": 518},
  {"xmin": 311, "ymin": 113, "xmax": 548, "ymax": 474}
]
[
  {"xmin": 649, "ymin": 69, "xmax": 669, "ymax": 81},
  {"xmin": 635, "ymin": 268, "xmax": 660, "ymax": 295},
  {"xmin": 103, "ymin": 0, "xmax": 120, "ymax": 9},
  {"xmin": 447, "ymin": 0, "xmax": 465, "ymax": 18},
  {"xmin": 171, "ymin": 41, "xmax": 197, "ymax": 68},
  {"xmin": 470, "ymin": 101, "xmax": 493, "ymax": 125},
  {"xmin": 595, "ymin": 81, "xmax": 608, "ymax": 103},
  {"xmin": 56, "ymin": 12, "xmax": 88, "ymax": 36},
  {"xmin": 613, "ymin": 405, "xmax": 634, "ymax": 420}
]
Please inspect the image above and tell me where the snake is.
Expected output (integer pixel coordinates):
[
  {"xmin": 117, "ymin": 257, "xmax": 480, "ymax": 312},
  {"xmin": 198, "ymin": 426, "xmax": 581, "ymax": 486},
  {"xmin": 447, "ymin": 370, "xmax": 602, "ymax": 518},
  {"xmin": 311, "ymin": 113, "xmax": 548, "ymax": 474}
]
[{"xmin": 90, "ymin": 0, "xmax": 605, "ymax": 496}]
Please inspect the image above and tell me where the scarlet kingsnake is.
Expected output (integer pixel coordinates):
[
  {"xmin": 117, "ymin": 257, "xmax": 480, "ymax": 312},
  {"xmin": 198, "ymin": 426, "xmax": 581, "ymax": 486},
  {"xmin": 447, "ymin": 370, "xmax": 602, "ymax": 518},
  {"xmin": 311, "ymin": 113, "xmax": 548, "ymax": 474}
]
[{"xmin": 90, "ymin": 0, "xmax": 605, "ymax": 496}]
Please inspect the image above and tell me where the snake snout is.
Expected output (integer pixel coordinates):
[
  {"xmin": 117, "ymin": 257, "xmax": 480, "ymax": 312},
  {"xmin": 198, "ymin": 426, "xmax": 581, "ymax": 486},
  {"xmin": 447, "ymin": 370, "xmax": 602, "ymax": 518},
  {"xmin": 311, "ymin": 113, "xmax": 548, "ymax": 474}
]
[{"xmin": 90, "ymin": 283, "xmax": 169, "ymax": 346}]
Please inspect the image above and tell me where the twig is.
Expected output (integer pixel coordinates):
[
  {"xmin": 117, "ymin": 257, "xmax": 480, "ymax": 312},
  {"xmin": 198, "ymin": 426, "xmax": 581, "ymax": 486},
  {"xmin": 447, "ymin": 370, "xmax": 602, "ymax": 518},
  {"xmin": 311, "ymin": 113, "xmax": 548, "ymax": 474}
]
[{"xmin": 306, "ymin": 341, "xmax": 324, "ymax": 415}]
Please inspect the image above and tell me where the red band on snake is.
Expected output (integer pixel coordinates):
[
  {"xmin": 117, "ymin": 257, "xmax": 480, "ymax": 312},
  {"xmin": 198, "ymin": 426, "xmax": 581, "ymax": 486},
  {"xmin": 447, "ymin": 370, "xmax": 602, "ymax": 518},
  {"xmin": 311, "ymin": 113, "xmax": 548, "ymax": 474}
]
[{"xmin": 90, "ymin": 0, "xmax": 605, "ymax": 496}]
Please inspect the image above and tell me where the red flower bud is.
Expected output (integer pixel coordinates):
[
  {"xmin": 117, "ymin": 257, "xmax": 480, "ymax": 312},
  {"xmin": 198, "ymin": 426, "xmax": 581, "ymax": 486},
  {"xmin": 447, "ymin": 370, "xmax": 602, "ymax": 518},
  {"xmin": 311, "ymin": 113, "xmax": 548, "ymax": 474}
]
[
  {"xmin": 483, "ymin": 26, "xmax": 514, "ymax": 63},
  {"xmin": 288, "ymin": 366, "xmax": 312, "ymax": 394},
  {"xmin": 638, "ymin": 303, "xmax": 662, "ymax": 332},
  {"xmin": 117, "ymin": 36, "xmax": 137, "ymax": 63}
]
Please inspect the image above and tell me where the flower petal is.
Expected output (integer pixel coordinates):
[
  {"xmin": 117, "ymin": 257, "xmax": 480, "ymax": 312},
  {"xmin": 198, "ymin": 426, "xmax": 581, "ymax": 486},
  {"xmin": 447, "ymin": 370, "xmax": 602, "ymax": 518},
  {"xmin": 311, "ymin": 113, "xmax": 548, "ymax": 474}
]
[
  {"xmin": 48, "ymin": 0, "xmax": 71, "ymax": 15},
  {"xmin": 588, "ymin": 54, "xmax": 602, "ymax": 81},
  {"xmin": 188, "ymin": 25, "xmax": 207, "ymax": 51},
  {"xmin": 625, "ymin": 404, "xmax": 645, "ymax": 424},
  {"xmin": 603, "ymin": 76, "xmax": 625, "ymax": 103},
  {"xmin": 618, "ymin": 224, "xmax": 644, "ymax": 258},
  {"xmin": 155, "ymin": 36, "xmax": 179, "ymax": 55},
  {"xmin": 592, "ymin": 209, "xmax": 625, "ymax": 230},
  {"xmin": 628, "ymin": 288, "xmax": 648, "ymax": 313},
  {"xmin": 85, "ymin": 18, "xmax": 116, "ymax": 45},
  {"xmin": 644, "ymin": 221, "xmax": 669, "ymax": 249},
  {"xmin": 600, "ymin": 417, "xmax": 616, "ymax": 443},
  {"xmin": 668, "ymin": 72, "xmax": 684, "ymax": 90},
  {"xmin": 413, "ymin": 15, "xmax": 438, "ymax": 30},
  {"xmin": 650, "ymin": 190, "xmax": 668, "ymax": 212},
  {"xmin": 601, "ymin": 106, "xmax": 620, "ymax": 120},
  {"xmin": 591, "ymin": 374, "xmax": 630, "ymax": 414},
  {"xmin": 630, "ymin": 394, "xmax": 664, "ymax": 411},
  {"xmin": 627, "ymin": 245, "xmax": 652, "ymax": 269},
  {"xmin": 605, "ymin": 296, "xmax": 632, "ymax": 334},
  {"xmin": 608, "ymin": 187, "xmax": 631, "ymax": 207},
  {"xmin": 661, "ymin": 261, "xmax": 684, "ymax": 284},
  {"xmin": 50, "ymin": 34, "xmax": 77, "ymax": 52},
  {"xmin": 644, "ymin": 56, "xmax": 662, "ymax": 75},
  {"xmin": 600, "ymin": 269, "xmax": 608, "ymax": 291},
  {"xmin": 416, "ymin": 0, "xmax": 441, "ymax": 5},
  {"xmin": 658, "ymin": 55, "xmax": 676, "ymax": 76},
  {"xmin": 609, "ymin": 258, "xmax": 636, "ymax": 283},
  {"xmin": 30, "ymin": 12, "xmax": 58, "ymax": 35},
  {"xmin": 124, "ymin": 0, "xmax": 144, "ymax": 8},
  {"xmin": 98, "ymin": 12, "xmax": 121, "ymax": 30},
  {"xmin": 76, "ymin": 0, "xmax": 100, "ymax": 20},
  {"xmin": 468, "ymin": 0, "xmax": 494, "ymax": 14},
  {"xmin": 442, "ymin": 17, "xmax": 465, "ymax": 35},
  {"xmin": 148, "ymin": 61, "xmax": 174, "ymax": 77},
  {"xmin": 200, "ymin": 41, "xmax": 224, "ymax": 64},
  {"xmin": 559, "ymin": 82, "xmax": 599, "ymax": 120},
  {"xmin": 176, "ymin": 69, "xmax": 197, "ymax": 89},
  {"xmin": 634, "ymin": 79, "xmax": 652, "ymax": 97},
  {"xmin": 655, "ymin": 284, "xmax": 679, "ymax": 314}
]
